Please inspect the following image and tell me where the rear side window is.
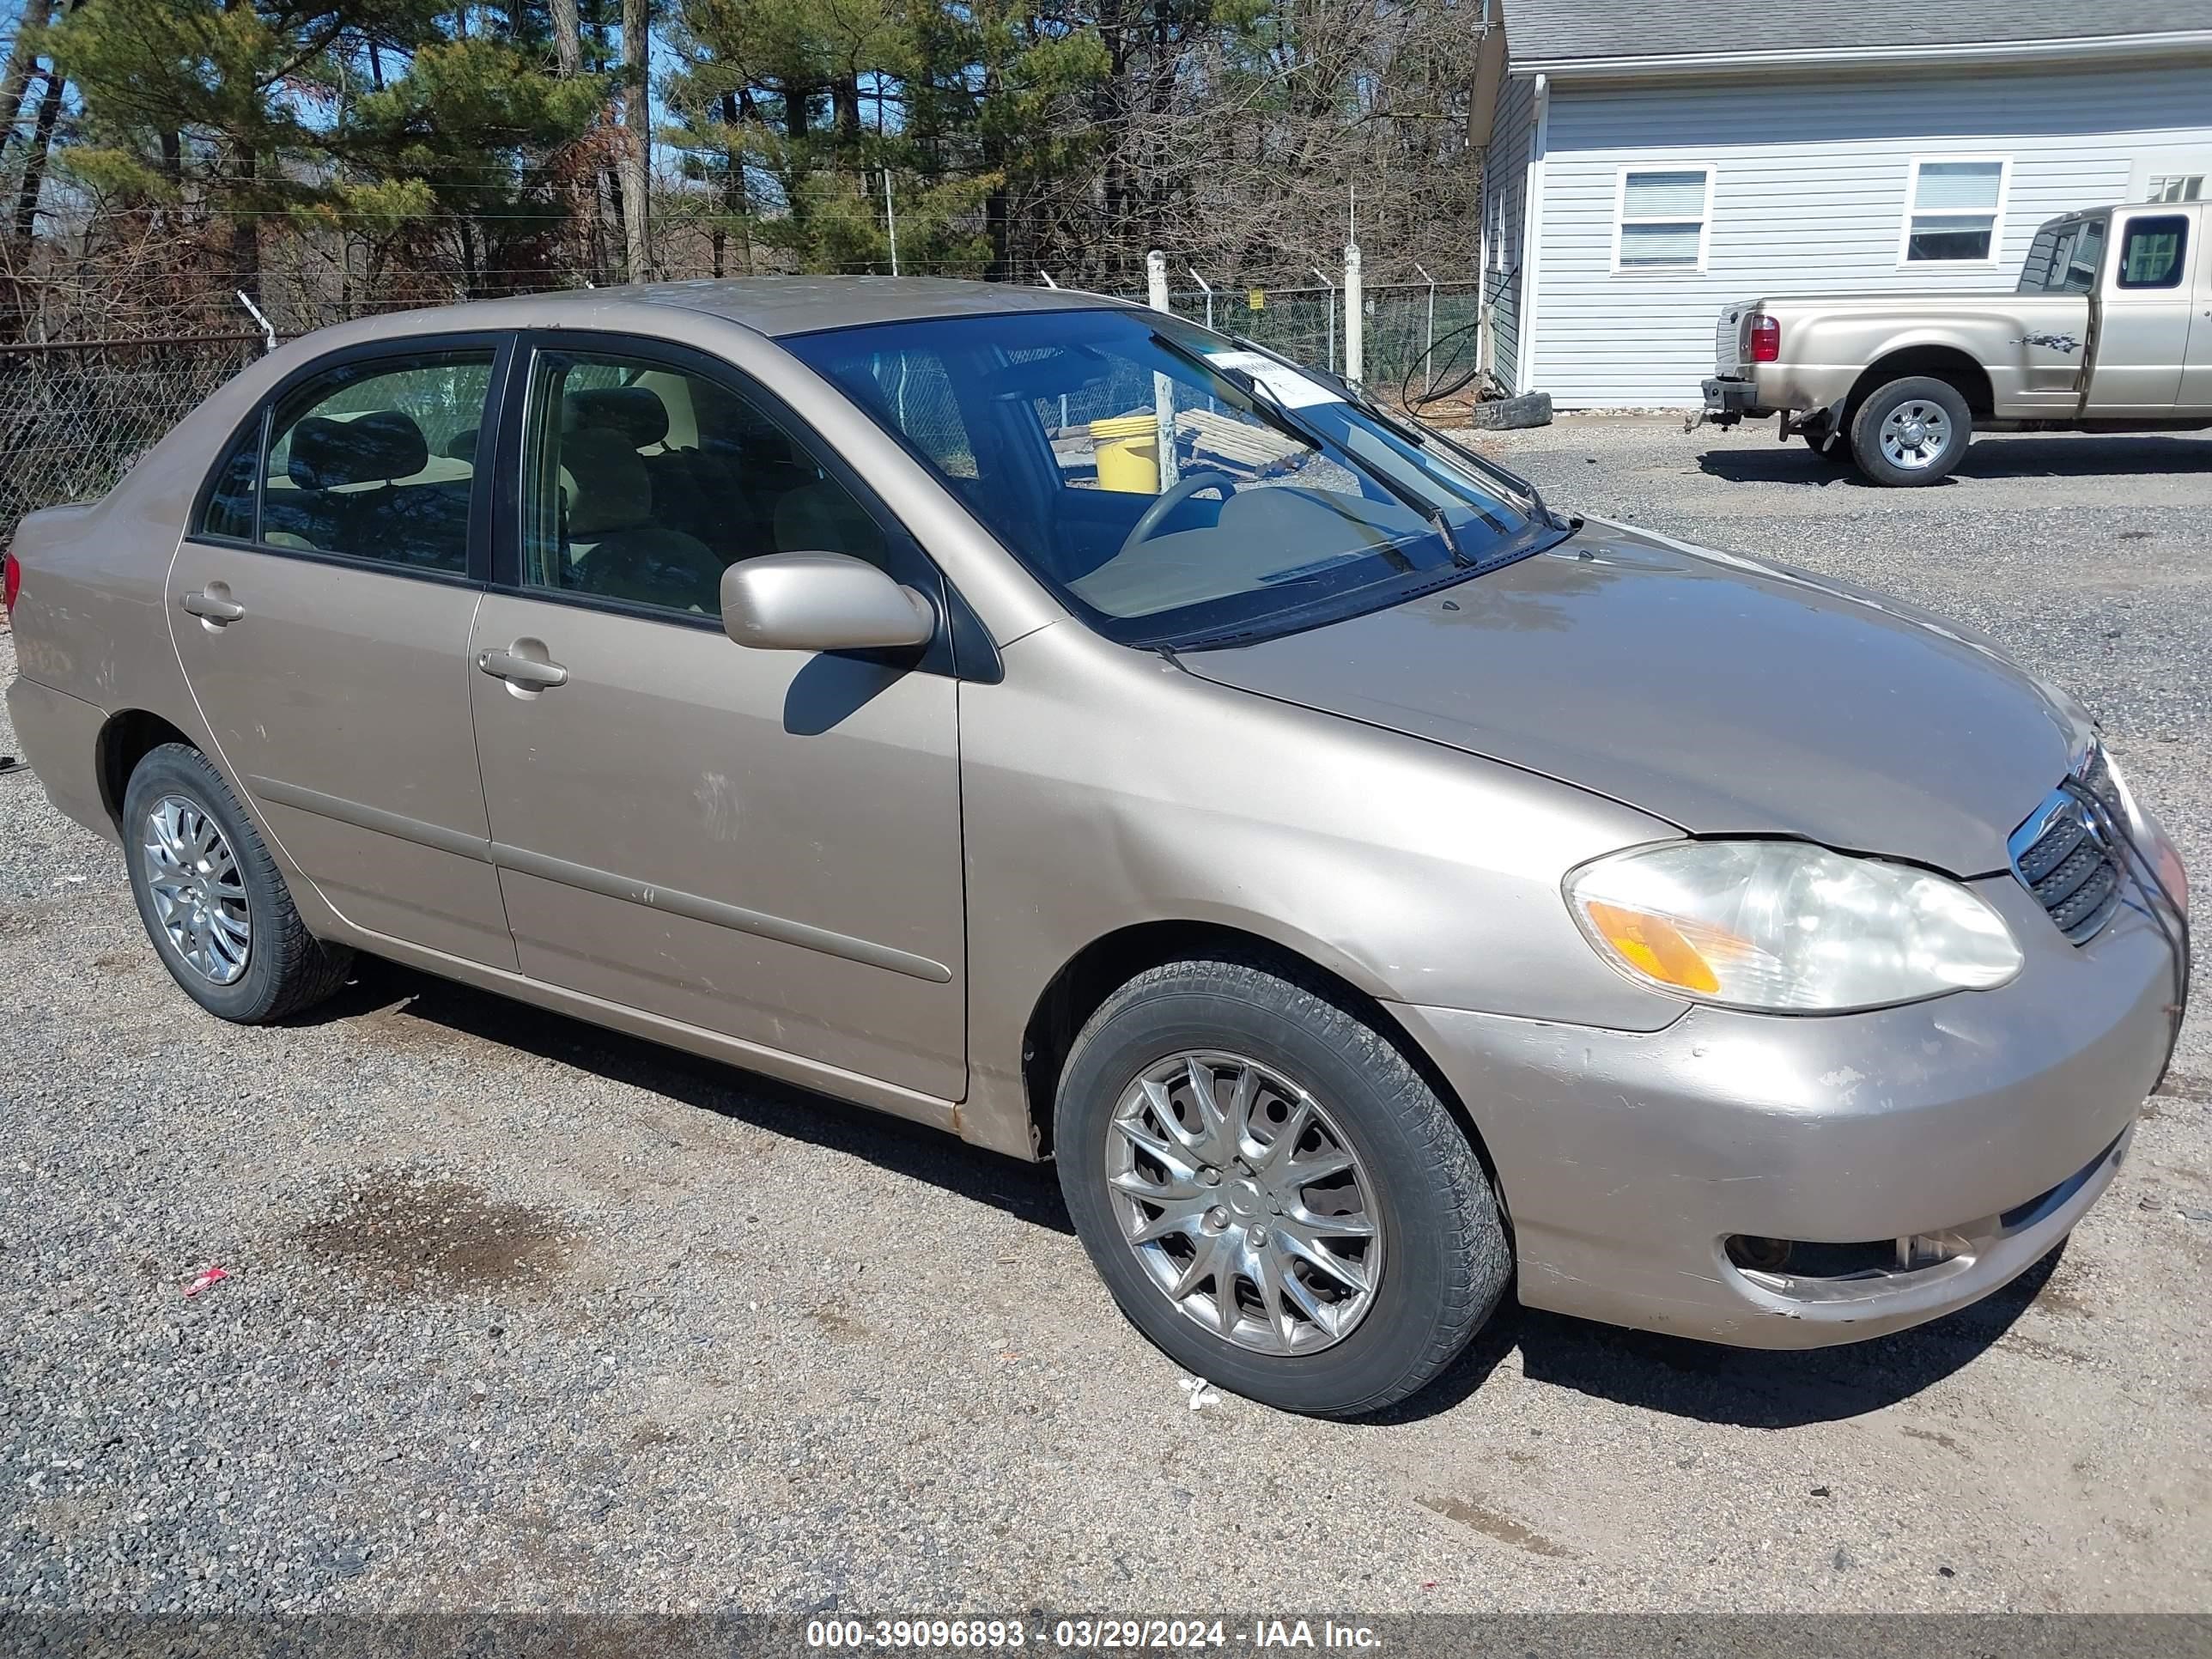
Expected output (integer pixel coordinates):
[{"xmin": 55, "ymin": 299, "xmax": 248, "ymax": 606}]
[
  {"xmin": 2116, "ymin": 215, "xmax": 2189, "ymax": 289},
  {"xmin": 197, "ymin": 350, "xmax": 495, "ymax": 574}
]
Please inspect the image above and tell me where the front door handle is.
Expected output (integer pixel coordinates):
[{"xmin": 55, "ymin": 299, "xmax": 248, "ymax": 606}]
[
  {"xmin": 179, "ymin": 586, "xmax": 245, "ymax": 624},
  {"xmin": 477, "ymin": 646, "xmax": 569, "ymax": 690}
]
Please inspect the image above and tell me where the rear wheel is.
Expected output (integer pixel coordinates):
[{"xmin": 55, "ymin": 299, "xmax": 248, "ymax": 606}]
[
  {"xmin": 1850, "ymin": 376, "xmax": 1972, "ymax": 486},
  {"xmin": 122, "ymin": 743, "xmax": 352, "ymax": 1023},
  {"xmin": 1800, "ymin": 421, "xmax": 1849, "ymax": 463},
  {"xmin": 1054, "ymin": 956, "xmax": 1510, "ymax": 1417}
]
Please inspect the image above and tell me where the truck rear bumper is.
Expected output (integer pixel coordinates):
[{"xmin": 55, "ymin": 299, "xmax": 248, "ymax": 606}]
[{"xmin": 1700, "ymin": 377, "xmax": 1767, "ymax": 424}]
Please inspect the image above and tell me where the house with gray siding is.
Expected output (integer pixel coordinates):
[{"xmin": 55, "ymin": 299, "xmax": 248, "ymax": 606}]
[{"xmin": 1474, "ymin": 1, "xmax": 2212, "ymax": 407}]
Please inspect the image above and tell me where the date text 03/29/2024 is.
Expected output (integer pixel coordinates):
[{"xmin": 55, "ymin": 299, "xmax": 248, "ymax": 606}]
[{"xmin": 805, "ymin": 1620, "xmax": 1382, "ymax": 1650}]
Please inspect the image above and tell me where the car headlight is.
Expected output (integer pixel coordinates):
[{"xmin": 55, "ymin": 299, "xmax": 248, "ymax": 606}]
[{"xmin": 1565, "ymin": 841, "xmax": 2022, "ymax": 1012}]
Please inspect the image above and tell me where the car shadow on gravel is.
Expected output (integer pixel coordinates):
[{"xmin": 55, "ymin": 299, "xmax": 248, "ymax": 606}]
[
  {"xmin": 1500, "ymin": 1243, "xmax": 2063, "ymax": 1428},
  {"xmin": 1696, "ymin": 434, "xmax": 2211, "ymax": 489},
  {"xmin": 296, "ymin": 957, "xmax": 2063, "ymax": 1430},
  {"xmin": 295, "ymin": 956, "xmax": 1077, "ymax": 1237}
]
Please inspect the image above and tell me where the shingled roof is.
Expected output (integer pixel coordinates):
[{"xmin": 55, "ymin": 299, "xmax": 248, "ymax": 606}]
[{"xmin": 1504, "ymin": 0, "xmax": 2212, "ymax": 67}]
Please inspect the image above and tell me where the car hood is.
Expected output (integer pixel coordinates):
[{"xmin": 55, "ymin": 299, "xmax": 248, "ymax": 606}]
[{"xmin": 1178, "ymin": 520, "xmax": 2093, "ymax": 876}]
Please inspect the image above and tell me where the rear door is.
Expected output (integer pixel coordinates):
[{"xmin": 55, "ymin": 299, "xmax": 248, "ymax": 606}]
[
  {"xmin": 168, "ymin": 338, "xmax": 516, "ymax": 968},
  {"xmin": 2086, "ymin": 209, "xmax": 2198, "ymax": 413},
  {"xmin": 2183, "ymin": 208, "xmax": 2212, "ymax": 412},
  {"xmin": 465, "ymin": 336, "xmax": 968, "ymax": 1099}
]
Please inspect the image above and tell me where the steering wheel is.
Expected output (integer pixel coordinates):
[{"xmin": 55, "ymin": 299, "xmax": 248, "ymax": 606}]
[{"xmin": 1116, "ymin": 470, "xmax": 1238, "ymax": 560}]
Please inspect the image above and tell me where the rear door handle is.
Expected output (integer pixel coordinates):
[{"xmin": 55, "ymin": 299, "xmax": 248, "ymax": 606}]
[
  {"xmin": 179, "ymin": 586, "xmax": 245, "ymax": 624},
  {"xmin": 477, "ymin": 647, "xmax": 569, "ymax": 690}
]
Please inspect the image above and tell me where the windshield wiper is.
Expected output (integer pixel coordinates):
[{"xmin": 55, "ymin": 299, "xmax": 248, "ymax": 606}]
[
  {"xmin": 1147, "ymin": 328, "xmax": 1468, "ymax": 558},
  {"xmin": 1224, "ymin": 332, "xmax": 1569, "ymax": 532}
]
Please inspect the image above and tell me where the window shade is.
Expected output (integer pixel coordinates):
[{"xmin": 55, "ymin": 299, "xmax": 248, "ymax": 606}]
[
  {"xmin": 1620, "ymin": 222, "xmax": 1703, "ymax": 265},
  {"xmin": 1624, "ymin": 171, "xmax": 1709, "ymax": 219},
  {"xmin": 1914, "ymin": 161, "xmax": 2002, "ymax": 210}
]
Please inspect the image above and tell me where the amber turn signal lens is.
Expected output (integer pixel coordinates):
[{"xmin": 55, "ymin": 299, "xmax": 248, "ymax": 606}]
[{"xmin": 1581, "ymin": 901, "xmax": 1725, "ymax": 995}]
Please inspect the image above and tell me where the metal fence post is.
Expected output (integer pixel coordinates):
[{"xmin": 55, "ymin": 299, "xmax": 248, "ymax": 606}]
[
  {"xmin": 1310, "ymin": 265, "xmax": 1337, "ymax": 374},
  {"xmin": 1342, "ymin": 244, "xmax": 1363, "ymax": 385},
  {"xmin": 1146, "ymin": 251, "xmax": 1179, "ymax": 489},
  {"xmin": 1413, "ymin": 263, "xmax": 1437, "ymax": 396},
  {"xmin": 236, "ymin": 290, "xmax": 277, "ymax": 355},
  {"xmin": 1187, "ymin": 265, "xmax": 1213, "ymax": 332}
]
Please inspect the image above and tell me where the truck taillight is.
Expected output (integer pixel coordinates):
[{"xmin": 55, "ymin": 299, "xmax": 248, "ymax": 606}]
[
  {"xmin": 1749, "ymin": 314, "xmax": 1781, "ymax": 363},
  {"xmin": 2, "ymin": 550, "xmax": 18, "ymax": 615}
]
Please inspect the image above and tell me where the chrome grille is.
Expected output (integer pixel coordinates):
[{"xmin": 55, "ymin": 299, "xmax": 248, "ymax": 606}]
[{"xmin": 2008, "ymin": 782, "xmax": 2123, "ymax": 944}]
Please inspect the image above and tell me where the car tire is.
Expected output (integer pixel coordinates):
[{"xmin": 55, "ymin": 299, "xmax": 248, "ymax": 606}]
[
  {"xmin": 122, "ymin": 743, "xmax": 353, "ymax": 1023},
  {"xmin": 1849, "ymin": 376, "xmax": 1972, "ymax": 487},
  {"xmin": 1054, "ymin": 955, "xmax": 1510, "ymax": 1418}
]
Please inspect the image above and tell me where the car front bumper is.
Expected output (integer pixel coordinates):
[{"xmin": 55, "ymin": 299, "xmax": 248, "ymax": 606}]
[{"xmin": 1394, "ymin": 867, "xmax": 2185, "ymax": 1348}]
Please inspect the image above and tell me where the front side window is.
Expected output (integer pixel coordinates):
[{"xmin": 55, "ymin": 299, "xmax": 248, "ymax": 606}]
[
  {"xmin": 2116, "ymin": 215, "xmax": 2190, "ymax": 289},
  {"xmin": 1614, "ymin": 167, "xmax": 1712, "ymax": 270},
  {"xmin": 784, "ymin": 308, "xmax": 1553, "ymax": 650},
  {"xmin": 519, "ymin": 349, "xmax": 886, "ymax": 618},
  {"xmin": 1902, "ymin": 159, "xmax": 2007, "ymax": 264}
]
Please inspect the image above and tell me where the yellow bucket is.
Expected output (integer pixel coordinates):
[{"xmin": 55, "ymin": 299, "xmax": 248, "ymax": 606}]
[{"xmin": 1089, "ymin": 412, "xmax": 1159, "ymax": 495}]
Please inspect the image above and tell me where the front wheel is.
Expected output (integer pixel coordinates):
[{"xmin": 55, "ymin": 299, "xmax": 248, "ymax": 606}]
[
  {"xmin": 1054, "ymin": 957, "xmax": 1510, "ymax": 1418},
  {"xmin": 1850, "ymin": 376, "xmax": 1972, "ymax": 486}
]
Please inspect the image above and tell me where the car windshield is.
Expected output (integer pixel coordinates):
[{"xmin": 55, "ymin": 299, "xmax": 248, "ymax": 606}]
[{"xmin": 782, "ymin": 307, "xmax": 1554, "ymax": 648}]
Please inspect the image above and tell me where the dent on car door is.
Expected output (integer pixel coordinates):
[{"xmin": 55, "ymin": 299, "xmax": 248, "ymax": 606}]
[
  {"xmin": 465, "ymin": 341, "xmax": 967, "ymax": 1100},
  {"xmin": 168, "ymin": 341, "xmax": 517, "ymax": 969}
]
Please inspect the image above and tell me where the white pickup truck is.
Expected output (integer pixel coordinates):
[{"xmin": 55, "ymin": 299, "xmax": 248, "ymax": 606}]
[{"xmin": 1701, "ymin": 200, "xmax": 2212, "ymax": 484}]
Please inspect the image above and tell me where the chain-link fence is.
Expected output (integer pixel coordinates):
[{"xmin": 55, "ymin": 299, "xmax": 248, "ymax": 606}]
[
  {"xmin": 0, "ymin": 277, "xmax": 1489, "ymax": 546},
  {"xmin": 1, "ymin": 337, "xmax": 265, "ymax": 546},
  {"xmin": 1162, "ymin": 279, "xmax": 1486, "ymax": 406}
]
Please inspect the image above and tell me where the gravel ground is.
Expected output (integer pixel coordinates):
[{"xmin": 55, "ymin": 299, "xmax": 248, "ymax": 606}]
[{"xmin": 3, "ymin": 415, "xmax": 2209, "ymax": 1620}]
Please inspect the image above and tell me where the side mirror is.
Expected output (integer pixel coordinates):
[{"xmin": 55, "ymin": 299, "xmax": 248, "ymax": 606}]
[{"xmin": 720, "ymin": 552, "xmax": 936, "ymax": 653}]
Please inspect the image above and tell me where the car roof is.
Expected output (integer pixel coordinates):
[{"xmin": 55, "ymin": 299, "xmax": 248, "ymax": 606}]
[{"xmin": 353, "ymin": 276, "xmax": 1134, "ymax": 342}]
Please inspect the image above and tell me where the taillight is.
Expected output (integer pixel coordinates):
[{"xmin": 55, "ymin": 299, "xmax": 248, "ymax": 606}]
[
  {"xmin": 2, "ymin": 550, "xmax": 18, "ymax": 615},
  {"xmin": 1749, "ymin": 313, "xmax": 1781, "ymax": 363}
]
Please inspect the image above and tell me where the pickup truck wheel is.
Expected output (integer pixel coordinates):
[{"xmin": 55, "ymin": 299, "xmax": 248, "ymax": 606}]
[
  {"xmin": 1800, "ymin": 422, "xmax": 1849, "ymax": 463},
  {"xmin": 1850, "ymin": 377, "xmax": 1972, "ymax": 487}
]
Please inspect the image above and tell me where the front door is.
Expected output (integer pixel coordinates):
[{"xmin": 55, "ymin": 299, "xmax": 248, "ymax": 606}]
[
  {"xmin": 466, "ymin": 339, "xmax": 966, "ymax": 1099},
  {"xmin": 168, "ymin": 341, "xmax": 515, "ymax": 969},
  {"xmin": 2086, "ymin": 209, "xmax": 2198, "ymax": 414}
]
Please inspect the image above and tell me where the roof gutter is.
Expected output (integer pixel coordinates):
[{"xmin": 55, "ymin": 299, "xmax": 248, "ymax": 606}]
[{"xmin": 1516, "ymin": 27, "xmax": 2212, "ymax": 81}]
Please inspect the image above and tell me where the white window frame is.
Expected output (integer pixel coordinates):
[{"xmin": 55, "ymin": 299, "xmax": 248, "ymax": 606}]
[
  {"xmin": 1610, "ymin": 163, "xmax": 1716, "ymax": 276},
  {"xmin": 1897, "ymin": 155, "xmax": 2012, "ymax": 269}
]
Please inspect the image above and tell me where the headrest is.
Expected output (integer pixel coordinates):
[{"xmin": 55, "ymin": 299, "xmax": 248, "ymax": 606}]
[
  {"xmin": 288, "ymin": 410, "xmax": 429, "ymax": 489},
  {"xmin": 444, "ymin": 427, "xmax": 479, "ymax": 465},
  {"xmin": 564, "ymin": 386, "xmax": 670, "ymax": 450},
  {"xmin": 562, "ymin": 426, "xmax": 653, "ymax": 536}
]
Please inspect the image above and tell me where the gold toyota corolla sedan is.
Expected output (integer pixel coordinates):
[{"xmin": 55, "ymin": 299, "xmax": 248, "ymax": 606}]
[{"xmin": 4, "ymin": 279, "xmax": 2189, "ymax": 1416}]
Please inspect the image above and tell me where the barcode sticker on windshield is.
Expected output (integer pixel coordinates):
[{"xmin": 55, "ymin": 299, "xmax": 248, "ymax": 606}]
[{"xmin": 1202, "ymin": 349, "xmax": 1343, "ymax": 410}]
